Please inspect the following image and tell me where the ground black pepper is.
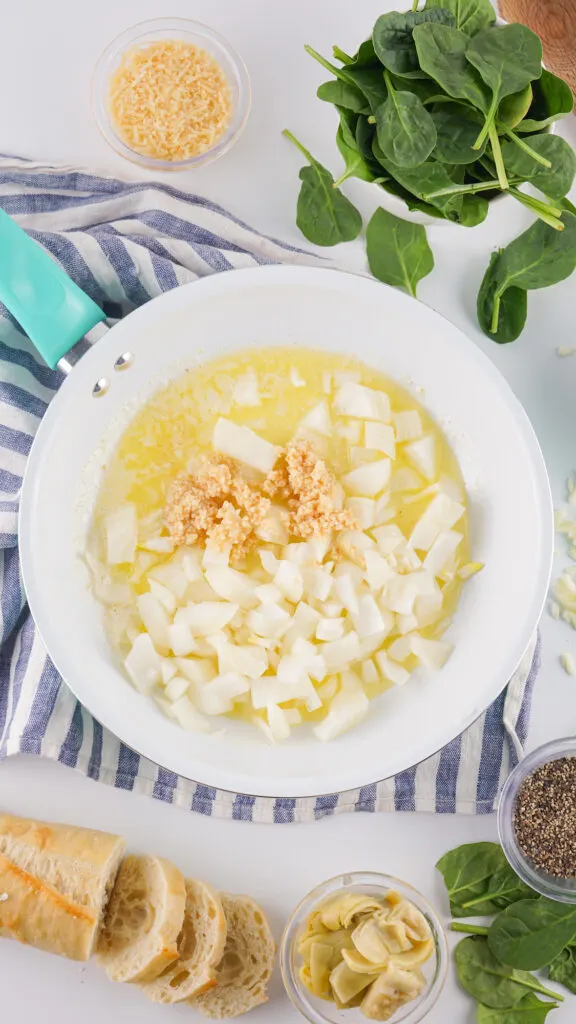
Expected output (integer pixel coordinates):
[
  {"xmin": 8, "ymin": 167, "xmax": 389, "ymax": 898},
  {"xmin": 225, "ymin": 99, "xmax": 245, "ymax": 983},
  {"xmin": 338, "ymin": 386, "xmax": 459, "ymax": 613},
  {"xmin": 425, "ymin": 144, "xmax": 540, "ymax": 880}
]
[{"xmin": 513, "ymin": 756, "xmax": 576, "ymax": 878}]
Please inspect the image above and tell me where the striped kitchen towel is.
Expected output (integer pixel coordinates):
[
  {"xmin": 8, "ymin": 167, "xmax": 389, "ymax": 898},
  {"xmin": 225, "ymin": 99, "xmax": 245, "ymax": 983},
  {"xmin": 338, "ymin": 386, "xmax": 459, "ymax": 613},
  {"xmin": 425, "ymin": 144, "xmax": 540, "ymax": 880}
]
[{"xmin": 0, "ymin": 156, "xmax": 541, "ymax": 823}]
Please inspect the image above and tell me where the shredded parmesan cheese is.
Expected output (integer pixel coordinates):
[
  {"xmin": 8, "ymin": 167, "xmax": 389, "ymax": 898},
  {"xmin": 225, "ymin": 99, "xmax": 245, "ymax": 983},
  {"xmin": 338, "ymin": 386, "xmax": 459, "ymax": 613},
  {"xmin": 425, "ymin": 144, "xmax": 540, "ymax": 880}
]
[{"xmin": 108, "ymin": 40, "xmax": 232, "ymax": 161}]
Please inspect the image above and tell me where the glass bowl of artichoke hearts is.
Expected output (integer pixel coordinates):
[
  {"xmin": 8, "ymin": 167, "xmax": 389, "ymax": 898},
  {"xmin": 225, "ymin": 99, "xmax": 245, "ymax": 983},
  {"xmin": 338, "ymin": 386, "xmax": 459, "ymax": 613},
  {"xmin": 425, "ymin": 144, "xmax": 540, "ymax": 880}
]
[{"xmin": 280, "ymin": 872, "xmax": 448, "ymax": 1024}]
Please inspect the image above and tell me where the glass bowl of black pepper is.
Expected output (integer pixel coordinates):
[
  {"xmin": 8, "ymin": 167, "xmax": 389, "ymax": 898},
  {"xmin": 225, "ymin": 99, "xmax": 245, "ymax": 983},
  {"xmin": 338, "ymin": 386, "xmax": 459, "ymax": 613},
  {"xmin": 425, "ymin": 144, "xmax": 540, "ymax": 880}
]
[{"xmin": 498, "ymin": 737, "xmax": 576, "ymax": 903}]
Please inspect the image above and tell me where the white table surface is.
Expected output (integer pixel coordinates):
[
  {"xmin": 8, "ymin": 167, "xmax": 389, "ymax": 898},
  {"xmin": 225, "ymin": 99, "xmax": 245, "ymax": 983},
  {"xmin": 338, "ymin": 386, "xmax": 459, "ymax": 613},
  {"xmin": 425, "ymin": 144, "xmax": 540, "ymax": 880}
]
[{"xmin": 1, "ymin": 0, "xmax": 576, "ymax": 1021}]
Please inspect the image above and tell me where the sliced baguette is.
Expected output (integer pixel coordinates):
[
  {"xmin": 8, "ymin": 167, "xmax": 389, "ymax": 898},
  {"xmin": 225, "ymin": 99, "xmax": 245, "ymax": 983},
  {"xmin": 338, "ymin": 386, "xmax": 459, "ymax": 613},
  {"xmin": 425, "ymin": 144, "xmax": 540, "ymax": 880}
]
[
  {"xmin": 191, "ymin": 893, "xmax": 276, "ymax": 1019},
  {"xmin": 141, "ymin": 878, "xmax": 227, "ymax": 1003},
  {"xmin": 0, "ymin": 813, "xmax": 125, "ymax": 961},
  {"xmin": 97, "ymin": 854, "xmax": 186, "ymax": 984}
]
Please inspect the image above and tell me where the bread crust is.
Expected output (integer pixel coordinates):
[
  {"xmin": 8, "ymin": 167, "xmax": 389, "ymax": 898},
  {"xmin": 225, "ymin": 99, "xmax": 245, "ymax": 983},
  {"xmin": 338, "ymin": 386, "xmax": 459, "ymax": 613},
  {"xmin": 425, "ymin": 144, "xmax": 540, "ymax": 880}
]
[{"xmin": 0, "ymin": 814, "xmax": 125, "ymax": 961}]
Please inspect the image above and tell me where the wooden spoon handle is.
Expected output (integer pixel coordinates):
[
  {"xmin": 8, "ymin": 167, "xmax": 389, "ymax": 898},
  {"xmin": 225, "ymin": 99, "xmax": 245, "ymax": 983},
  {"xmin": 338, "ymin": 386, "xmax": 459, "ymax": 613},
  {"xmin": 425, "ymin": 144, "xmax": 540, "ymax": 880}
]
[{"xmin": 498, "ymin": 0, "xmax": 576, "ymax": 102}]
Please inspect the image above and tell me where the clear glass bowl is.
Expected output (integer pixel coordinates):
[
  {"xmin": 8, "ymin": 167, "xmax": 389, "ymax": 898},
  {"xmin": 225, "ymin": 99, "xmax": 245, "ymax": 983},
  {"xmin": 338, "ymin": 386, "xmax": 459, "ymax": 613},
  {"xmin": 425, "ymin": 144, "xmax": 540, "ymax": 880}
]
[
  {"xmin": 280, "ymin": 872, "xmax": 448, "ymax": 1024},
  {"xmin": 498, "ymin": 737, "xmax": 576, "ymax": 903},
  {"xmin": 92, "ymin": 17, "xmax": 251, "ymax": 171}
]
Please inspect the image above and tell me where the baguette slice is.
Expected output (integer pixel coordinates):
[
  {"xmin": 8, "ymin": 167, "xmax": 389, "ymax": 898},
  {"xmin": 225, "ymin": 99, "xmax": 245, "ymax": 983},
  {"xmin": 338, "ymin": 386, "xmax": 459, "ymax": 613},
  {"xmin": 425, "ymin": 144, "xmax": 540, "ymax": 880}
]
[
  {"xmin": 142, "ymin": 878, "xmax": 227, "ymax": 1003},
  {"xmin": 0, "ymin": 813, "xmax": 125, "ymax": 961},
  {"xmin": 191, "ymin": 894, "xmax": 276, "ymax": 1019},
  {"xmin": 97, "ymin": 854, "xmax": 186, "ymax": 984}
]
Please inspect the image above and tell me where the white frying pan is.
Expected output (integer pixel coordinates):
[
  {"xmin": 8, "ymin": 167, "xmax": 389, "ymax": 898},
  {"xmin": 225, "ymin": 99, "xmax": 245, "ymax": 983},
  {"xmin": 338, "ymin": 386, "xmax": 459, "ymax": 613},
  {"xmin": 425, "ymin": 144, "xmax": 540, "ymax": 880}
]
[{"xmin": 1, "ymin": 210, "xmax": 553, "ymax": 798}]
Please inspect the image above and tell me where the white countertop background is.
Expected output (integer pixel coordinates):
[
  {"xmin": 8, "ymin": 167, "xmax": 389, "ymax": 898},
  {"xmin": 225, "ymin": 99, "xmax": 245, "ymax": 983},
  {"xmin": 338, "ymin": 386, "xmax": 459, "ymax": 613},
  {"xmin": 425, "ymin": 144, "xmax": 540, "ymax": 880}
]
[{"xmin": 1, "ymin": 1, "xmax": 576, "ymax": 1020}]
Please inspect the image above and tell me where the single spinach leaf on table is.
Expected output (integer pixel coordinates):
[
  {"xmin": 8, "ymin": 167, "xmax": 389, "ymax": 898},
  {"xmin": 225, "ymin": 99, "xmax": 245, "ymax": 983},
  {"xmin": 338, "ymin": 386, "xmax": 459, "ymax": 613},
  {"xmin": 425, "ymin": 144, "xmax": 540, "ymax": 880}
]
[
  {"xmin": 477, "ymin": 252, "xmax": 527, "ymax": 343},
  {"xmin": 518, "ymin": 68, "xmax": 574, "ymax": 133},
  {"xmin": 455, "ymin": 937, "xmax": 564, "ymax": 1008},
  {"xmin": 374, "ymin": 72, "xmax": 437, "ymax": 167},
  {"xmin": 317, "ymin": 80, "xmax": 369, "ymax": 114},
  {"xmin": 425, "ymin": 0, "xmax": 495, "ymax": 35},
  {"xmin": 477, "ymin": 994, "xmax": 559, "ymax": 1024},
  {"xmin": 436, "ymin": 842, "xmax": 509, "ymax": 916},
  {"xmin": 413, "ymin": 23, "xmax": 490, "ymax": 111},
  {"xmin": 488, "ymin": 893, "xmax": 576, "ymax": 969},
  {"xmin": 465, "ymin": 24, "xmax": 543, "ymax": 147},
  {"xmin": 549, "ymin": 945, "xmax": 576, "ymax": 994},
  {"xmin": 282, "ymin": 130, "xmax": 362, "ymax": 246},
  {"xmin": 372, "ymin": 8, "xmax": 456, "ymax": 78},
  {"xmin": 334, "ymin": 125, "xmax": 375, "ymax": 186},
  {"xmin": 366, "ymin": 207, "xmax": 434, "ymax": 297},
  {"xmin": 431, "ymin": 105, "xmax": 485, "ymax": 164},
  {"xmin": 501, "ymin": 135, "xmax": 576, "ymax": 199}
]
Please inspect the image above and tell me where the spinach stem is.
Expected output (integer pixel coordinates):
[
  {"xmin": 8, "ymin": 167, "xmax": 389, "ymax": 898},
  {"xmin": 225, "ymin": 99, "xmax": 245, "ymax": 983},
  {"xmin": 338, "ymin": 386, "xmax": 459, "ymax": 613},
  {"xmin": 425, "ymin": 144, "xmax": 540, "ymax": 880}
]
[
  {"xmin": 489, "ymin": 124, "xmax": 509, "ymax": 190},
  {"xmin": 450, "ymin": 923, "xmax": 490, "ymax": 936},
  {"xmin": 304, "ymin": 45, "xmax": 348, "ymax": 82},
  {"xmin": 510, "ymin": 189, "xmax": 564, "ymax": 230},
  {"xmin": 333, "ymin": 45, "xmax": 353, "ymax": 65},
  {"xmin": 503, "ymin": 128, "xmax": 553, "ymax": 168},
  {"xmin": 423, "ymin": 179, "xmax": 504, "ymax": 199},
  {"xmin": 521, "ymin": 978, "xmax": 564, "ymax": 1003},
  {"xmin": 282, "ymin": 129, "xmax": 315, "ymax": 167},
  {"xmin": 510, "ymin": 188, "xmax": 562, "ymax": 218},
  {"xmin": 412, "ymin": 0, "xmax": 419, "ymax": 9},
  {"xmin": 491, "ymin": 293, "xmax": 502, "ymax": 334},
  {"xmin": 473, "ymin": 92, "xmax": 498, "ymax": 151}
]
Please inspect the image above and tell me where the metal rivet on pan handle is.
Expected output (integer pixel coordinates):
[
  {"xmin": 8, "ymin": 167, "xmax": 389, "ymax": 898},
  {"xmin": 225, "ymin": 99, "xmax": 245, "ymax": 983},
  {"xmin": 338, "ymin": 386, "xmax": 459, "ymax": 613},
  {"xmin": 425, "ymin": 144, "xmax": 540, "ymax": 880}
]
[
  {"xmin": 114, "ymin": 352, "xmax": 134, "ymax": 371},
  {"xmin": 92, "ymin": 377, "xmax": 110, "ymax": 397}
]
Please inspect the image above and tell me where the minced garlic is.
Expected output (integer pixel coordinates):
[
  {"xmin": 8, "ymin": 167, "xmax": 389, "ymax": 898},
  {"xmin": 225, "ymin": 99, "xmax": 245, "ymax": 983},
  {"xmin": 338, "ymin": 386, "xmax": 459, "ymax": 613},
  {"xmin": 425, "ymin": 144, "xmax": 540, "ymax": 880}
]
[
  {"xmin": 164, "ymin": 441, "xmax": 356, "ymax": 561},
  {"xmin": 108, "ymin": 40, "xmax": 232, "ymax": 161}
]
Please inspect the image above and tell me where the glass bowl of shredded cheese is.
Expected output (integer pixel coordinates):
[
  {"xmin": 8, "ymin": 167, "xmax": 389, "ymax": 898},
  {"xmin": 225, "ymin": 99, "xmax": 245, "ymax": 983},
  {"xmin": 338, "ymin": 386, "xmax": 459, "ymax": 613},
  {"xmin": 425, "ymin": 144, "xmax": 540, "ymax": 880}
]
[{"xmin": 92, "ymin": 18, "xmax": 251, "ymax": 170}]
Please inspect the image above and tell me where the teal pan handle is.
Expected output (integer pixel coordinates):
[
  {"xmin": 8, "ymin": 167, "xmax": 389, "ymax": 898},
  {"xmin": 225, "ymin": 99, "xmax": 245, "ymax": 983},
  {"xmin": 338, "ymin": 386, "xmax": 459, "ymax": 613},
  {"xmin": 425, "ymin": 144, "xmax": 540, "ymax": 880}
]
[{"xmin": 0, "ymin": 209, "xmax": 106, "ymax": 369}]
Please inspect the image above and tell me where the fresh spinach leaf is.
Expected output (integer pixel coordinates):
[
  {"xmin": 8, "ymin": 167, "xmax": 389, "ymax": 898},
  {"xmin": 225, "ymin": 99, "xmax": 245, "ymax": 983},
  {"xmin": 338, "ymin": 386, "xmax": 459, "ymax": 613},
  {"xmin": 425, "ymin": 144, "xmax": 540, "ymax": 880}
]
[
  {"xmin": 436, "ymin": 843, "xmax": 509, "ymax": 916},
  {"xmin": 465, "ymin": 24, "xmax": 543, "ymax": 150},
  {"xmin": 345, "ymin": 66, "xmax": 388, "ymax": 113},
  {"xmin": 366, "ymin": 207, "xmax": 434, "ymax": 297},
  {"xmin": 413, "ymin": 23, "xmax": 490, "ymax": 111},
  {"xmin": 334, "ymin": 125, "xmax": 375, "ymax": 186},
  {"xmin": 498, "ymin": 85, "xmax": 533, "ymax": 129},
  {"xmin": 461, "ymin": 863, "xmax": 538, "ymax": 913},
  {"xmin": 549, "ymin": 945, "xmax": 576, "ymax": 994},
  {"xmin": 455, "ymin": 937, "xmax": 563, "ymax": 1008},
  {"xmin": 372, "ymin": 140, "xmax": 463, "ymax": 220},
  {"xmin": 283, "ymin": 130, "xmax": 362, "ymax": 246},
  {"xmin": 337, "ymin": 107, "xmax": 359, "ymax": 149},
  {"xmin": 317, "ymin": 80, "xmax": 369, "ymax": 114},
  {"xmin": 374, "ymin": 72, "xmax": 437, "ymax": 167},
  {"xmin": 477, "ymin": 251, "xmax": 527, "ymax": 343},
  {"xmin": 432, "ymin": 105, "xmax": 486, "ymax": 164},
  {"xmin": 460, "ymin": 193, "xmax": 489, "ymax": 226},
  {"xmin": 372, "ymin": 8, "xmax": 456, "ymax": 78},
  {"xmin": 518, "ymin": 69, "xmax": 574, "ymax": 133},
  {"xmin": 424, "ymin": 0, "xmax": 495, "ymax": 35},
  {"xmin": 477, "ymin": 994, "xmax": 559, "ymax": 1024},
  {"xmin": 502, "ymin": 135, "xmax": 576, "ymax": 199},
  {"xmin": 488, "ymin": 893, "xmax": 576, "ymax": 970},
  {"xmin": 561, "ymin": 197, "xmax": 576, "ymax": 216}
]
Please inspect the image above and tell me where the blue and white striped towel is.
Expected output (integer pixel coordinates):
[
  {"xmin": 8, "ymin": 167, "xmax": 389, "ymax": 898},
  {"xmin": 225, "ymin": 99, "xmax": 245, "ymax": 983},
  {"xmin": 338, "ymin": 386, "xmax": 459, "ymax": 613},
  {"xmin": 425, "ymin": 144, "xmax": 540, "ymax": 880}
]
[{"xmin": 0, "ymin": 156, "xmax": 541, "ymax": 823}]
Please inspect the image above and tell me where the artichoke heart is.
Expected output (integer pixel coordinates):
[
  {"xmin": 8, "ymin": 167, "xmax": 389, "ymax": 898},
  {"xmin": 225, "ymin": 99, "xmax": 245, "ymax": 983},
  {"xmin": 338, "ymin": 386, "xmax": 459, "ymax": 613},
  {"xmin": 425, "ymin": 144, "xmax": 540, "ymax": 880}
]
[
  {"xmin": 361, "ymin": 965, "xmax": 426, "ymax": 1022},
  {"xmin": 309, "ymin": 941, "xmax": 340, "ymax": 999},
  {"xmin": 342, "ymin": 948, "xmax": 389, "ymax": 975},
  {"xmin": 389, "ymin": 937, "xmax": 434, "ymax": 969},
  {"xmin": 319, "ymin": 893, "xmax": 383, "ymax": 931},
  {"xmin": 300, "ymin": 927, "xmax": 355, "ymax": 958},
  {"xmin": 388, "ymin": 899, "xmax": 432, "ymax": 944},
  {"xmin": 330, "ymin": 961, "xmax": 380, "ymax": 1005},
  {"xmin": 351, "ymin": 918, "xmax": 391, "ymax": 964},
  {"xmin": 373, "ymin": 919, "xmax": 412, "ymax": 954}
]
